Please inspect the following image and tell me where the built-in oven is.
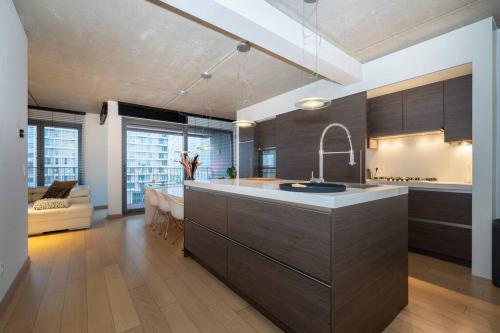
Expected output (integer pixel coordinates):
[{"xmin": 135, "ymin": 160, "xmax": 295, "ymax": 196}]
[{"xmin": 259, "ymin": 147, "xmax": 276, "ymax": 178}]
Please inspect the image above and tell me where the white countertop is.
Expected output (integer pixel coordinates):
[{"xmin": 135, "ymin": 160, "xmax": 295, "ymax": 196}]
[
  {"xmin": 366, "ymin": 179, "xmax": 472, "ymax": 193},
  {"xmin": 184, "ymin": 179, "xmax": 408, "ymax": 209}
]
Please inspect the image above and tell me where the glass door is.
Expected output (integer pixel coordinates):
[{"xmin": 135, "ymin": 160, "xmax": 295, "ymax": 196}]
[{"xmin": 123, "ymin": 123, "xmax": 184, "ymax": 213}]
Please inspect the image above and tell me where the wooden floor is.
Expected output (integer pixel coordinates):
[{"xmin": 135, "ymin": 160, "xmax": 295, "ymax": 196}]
[{"xmin": 1, "ymin": 211, "xmax": 499, "ymax": 333}]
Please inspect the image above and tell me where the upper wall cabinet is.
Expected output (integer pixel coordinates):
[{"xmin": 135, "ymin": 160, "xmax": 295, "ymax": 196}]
[
  {"xmin": 444, "ymin": 75, "xmax": 472, "ymax": 142},
  {"xmin": 256, "ymin": 118, "xmax": 276, "ymax": 149},
  {"xmin": 402, "ymin": 82, "xmax": 444, "ymax": 133},
  {"xmin": 367, "ymin": 92, "xmax": 403, "ymax": 137}
]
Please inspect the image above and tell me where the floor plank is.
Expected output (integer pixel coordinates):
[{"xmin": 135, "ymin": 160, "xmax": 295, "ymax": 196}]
[
  {"xmin": 161, "ymin": 302, "xmax": 200, "ymax": 333},
  {"xmin": 104, "ymin": 264, "xmax": 141, "ymax": 333}
]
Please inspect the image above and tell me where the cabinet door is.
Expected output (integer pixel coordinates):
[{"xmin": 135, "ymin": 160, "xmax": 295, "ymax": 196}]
[
  {"xmin": 184, "ymin": 220, "xmax": 227, "ymax": 278},
  {"xmin": 227, "ymin": 196, "xmax": 331, "ymax": 283},
  {"xmin": 227, "ymin": 244, "xmax": 331, "ymax": 333},
  {"xmin": 444, "ymin": 75, "xmax": 472, "ymax": 142},
  {"xmin": 368, "ymin": 91, "xmax": 403, "ymax": 137},
  {"xmin": 184, "ymin": 188, "xmax": 227, "ymax": 234},
  {"xmin": 256, "ymin": 118, "xmax": 276, "ymax": 149},
  {"xmin": 403, "ymin": 82, "xmax": 444, "ymax": 133}
]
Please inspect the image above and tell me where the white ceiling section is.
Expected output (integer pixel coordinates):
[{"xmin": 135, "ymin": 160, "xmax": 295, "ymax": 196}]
[
  {"xmin": 156, "ymin": 0, "xmax": 362, "ymax": 84},
  {"xmin": 265, "ymin": 0, "xmax": 500, "ymax": 62},
  {"xmin": 14, "ymin": 0, "xmax": 311, "ymax": 118}
]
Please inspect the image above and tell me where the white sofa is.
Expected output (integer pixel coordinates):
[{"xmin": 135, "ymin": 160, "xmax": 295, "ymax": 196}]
[{"xmin": 28, "ymin": 185, "xmax": 94, "ymax": 235}]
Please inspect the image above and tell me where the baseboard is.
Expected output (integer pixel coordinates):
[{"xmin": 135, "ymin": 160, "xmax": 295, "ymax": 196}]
[
  {"xmin": 106, "ymin": 213, "xmax": 122, "ymax": 219},
  {"xmin": 0, "ymin": 257, "xmax": 30, "ymax": 316}
]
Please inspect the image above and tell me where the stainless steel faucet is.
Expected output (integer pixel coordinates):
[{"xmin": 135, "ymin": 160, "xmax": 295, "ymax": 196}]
[{"xmin": 311, "ymin": 122, "xmax": 356, "ymax": 183}]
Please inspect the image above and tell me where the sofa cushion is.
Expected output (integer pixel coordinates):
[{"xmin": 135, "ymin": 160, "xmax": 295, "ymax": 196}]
[
  {"xmin": 28, "ymin": 201, "xmax": 93, "ymax": 223},
  {"xmin": 70, "ymin": 185, "xmax": 90, "ymax": 198}
]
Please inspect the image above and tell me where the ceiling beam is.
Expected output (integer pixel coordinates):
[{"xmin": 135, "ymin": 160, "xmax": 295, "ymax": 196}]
[{"xmin": 156, "ymin": 0, "xmax": 362, "ymax": 85}]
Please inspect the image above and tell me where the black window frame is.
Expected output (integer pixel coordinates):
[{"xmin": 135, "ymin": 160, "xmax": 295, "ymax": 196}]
[{"xmin": 28, "ymin": 119, "xmax": 83, "ymax": 187}]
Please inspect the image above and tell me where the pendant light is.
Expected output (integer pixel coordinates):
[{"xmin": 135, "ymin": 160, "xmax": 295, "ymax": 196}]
[
  {"xmin": 294, "ymin": 0, "xmax": 331, "ymax": 111},
  {"xmin": 232, "ymin": 41, "xmax": 256, "ymax": 128}
]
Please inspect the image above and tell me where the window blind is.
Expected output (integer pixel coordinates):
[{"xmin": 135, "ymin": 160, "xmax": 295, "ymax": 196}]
[{"xmin": 27, "ymin": 108, "xmax": 85, "ymax": 187}]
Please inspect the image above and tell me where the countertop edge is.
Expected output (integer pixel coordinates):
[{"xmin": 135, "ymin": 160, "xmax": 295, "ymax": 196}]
[
  {"xmin": 184, "ymin": 180, "xmax": 408, "ymax": 209},
  {"xmin": 366, "ymin": 180, "xmax": 472, "ymax": 193}
]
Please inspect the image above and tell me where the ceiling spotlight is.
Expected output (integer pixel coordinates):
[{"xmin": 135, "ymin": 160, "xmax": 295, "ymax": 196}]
[
  {"xmin": 294, "ymin": 97, "xmax": 331, "ymax": 110},
  {"xmin": 232, "ymin": 120, "xmax": 256, "ymax": 128},
  {"xmin": 200, "ymin": 71, "xmax": 212, "ymax": 79},
  {"xmin": 237, "ymin": 41, "xmax": 251, "ymax": 53},
  {"xmin": 177, "ymin": 90, "xmax": 188, "ymax": 96}
]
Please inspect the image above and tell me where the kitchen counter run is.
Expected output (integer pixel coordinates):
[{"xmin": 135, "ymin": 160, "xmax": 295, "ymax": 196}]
[{"xmin": 184, "ymin": 178, "xmax": 407, "ymax": 209}]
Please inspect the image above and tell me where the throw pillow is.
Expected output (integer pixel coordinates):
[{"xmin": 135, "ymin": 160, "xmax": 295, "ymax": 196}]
[
  {"xmin": 32, "ymin": 198, "xmax": 70, "ymax": 210},
  {"xmin": 42, "ymin": 180, "xmax": 78, "ymax": 199}
]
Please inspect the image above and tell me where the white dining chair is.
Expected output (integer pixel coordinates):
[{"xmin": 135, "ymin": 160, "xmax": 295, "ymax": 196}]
[
  {"xmin": 156, "ymin": 191, "xmax": 172, "ymax": 236},
  {"xmin": 146, "ymin": 189, "xmax": 160, "ymax": 230},
  {"xmin": 166, "ymin": 194, "xmax": 184, "ymax": 243}
]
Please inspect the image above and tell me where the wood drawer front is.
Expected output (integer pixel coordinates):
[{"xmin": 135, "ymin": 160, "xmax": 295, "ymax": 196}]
[
  {"xmin": 184, "ymin": 220, "xmax": 227, "ymax": 279},
  {"xmin": 227, "ymin": 196, "xmax": 331, "ymax": 283},
  {"xmin": 409, "ymin": 219, "xmax": 471, "ymax": 262},
  {"xmin": 185, "ymin": 188, "xmax": 227, "ymax": 234},
  {"xmin": 408, "ymin": 190, "xmax": 471, "ymax": 225},
  {"xmin": 227, "ymin": 244, "xmax": 330, "ymax": 333}
]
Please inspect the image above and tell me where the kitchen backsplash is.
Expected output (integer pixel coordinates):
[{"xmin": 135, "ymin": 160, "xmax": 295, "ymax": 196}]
[{"xmin": 366, "ymin": 132, "xmax": 472, "ymax": 183}]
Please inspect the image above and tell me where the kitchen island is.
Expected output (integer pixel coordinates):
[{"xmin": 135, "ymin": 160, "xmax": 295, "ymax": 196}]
[{"xmin": 183, "ymin": 179, "xmax": 408, "ymax": 333}]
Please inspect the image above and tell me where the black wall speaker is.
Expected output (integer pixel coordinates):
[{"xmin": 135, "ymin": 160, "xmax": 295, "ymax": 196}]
[{"xmin": 494, "ymin": 219, "xmax": 500, "ymax": 287}]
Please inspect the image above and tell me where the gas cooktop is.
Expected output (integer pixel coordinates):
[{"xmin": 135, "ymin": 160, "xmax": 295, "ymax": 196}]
[{"xmin": 372, "ymin": 176, "xmax": 438, "ymax": 182}]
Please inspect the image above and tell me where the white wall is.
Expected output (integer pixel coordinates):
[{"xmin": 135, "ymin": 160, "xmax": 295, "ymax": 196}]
[
  {"xmin": 496, "ymin": 29, "xmax": 500, "ymax": 219},
  {"xmin": 238, "ymin": 18, "xmax": 497, "ymax": 279},
  {"xmin": 0, "ymin": 0, "xmax": 28, "ymax": 302},
  {"xmin": 84, "ymin": 113, "xmax": 108, "ymax": 207},
  {"xmin": 106, "ymin": 101, "xmax": 122, "ymax": 215},
  {"xmin": 366, "ymin": 133, "xmax": 472, "ymax": 183}
]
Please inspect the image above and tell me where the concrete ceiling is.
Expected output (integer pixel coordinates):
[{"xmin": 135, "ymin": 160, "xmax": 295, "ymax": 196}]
[
  {"xmin": 264, "ymin": 0, "xmax": 500, "ymax": 62},
  {"xmin": 14, "ymin": 0, "xmax": 312, "ymax": 118}
]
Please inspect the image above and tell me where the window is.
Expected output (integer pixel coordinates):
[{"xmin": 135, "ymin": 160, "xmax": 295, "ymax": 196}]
[
  {"xmin": 26, "ymin": 125, "xmax": 37, "ymax": 187},
  {"xmin": 43, "ymin": 126, "xmax": 79, "ymax": 185},
  {"xmin": 27, "ymin": 120, "xmax": 82, "ymax": 187}
]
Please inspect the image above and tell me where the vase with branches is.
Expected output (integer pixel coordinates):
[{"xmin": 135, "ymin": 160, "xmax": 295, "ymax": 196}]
[{"xmin": 179, "ymin": 153, "xmax": 200, "ymax": 180}]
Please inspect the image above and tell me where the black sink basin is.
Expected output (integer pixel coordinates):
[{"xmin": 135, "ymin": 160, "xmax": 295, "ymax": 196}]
[{"xmin": 279, "ymin": 182, "xmax": 347, "ymax": 193}]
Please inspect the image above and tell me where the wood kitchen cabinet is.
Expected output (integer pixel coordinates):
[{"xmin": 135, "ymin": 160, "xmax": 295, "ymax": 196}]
[
  {"xmin": 402, "ymin": 81, "xmax": 444, "ymax": 133},
  {"xmin": 444, "ymin": 74, "xmax": 472, "ymax": 142},
  {"xmin": 227, "ymin": 195, "xmax": 331, "ymax": 283},
  {"xmin": 276, "ymin": 92, "xmax": 367, "ymax": 183},
  {"xmin": 256, "ymin": 118, "xmax": 276, "ymax": 149},
  {"xmin": 408, "ymin": 189, "xmax": 472, "ymax": 264},
  {"xmin": 367, "ymin": 91, "xmax": 403, "ymax": 137},
  {"xmin": 184, "ymin": 220, "xmax": 228, "ymax": 279},
  {"xmin": 238, "ymin": 126, "xmax": 257, "ymax": 177},
  {"xmin": 227, "ymin": 243, "xmax": 331, "ymax": 333}
]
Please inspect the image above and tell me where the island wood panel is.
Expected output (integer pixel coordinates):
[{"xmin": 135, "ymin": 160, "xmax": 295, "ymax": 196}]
[
  {"xmin": 227, "ymin": 243, "xmax": 330, "ymax": 333},
  {"xmin": 184, "ymin": 220, "xmax": 228, "ymax": 279},
  {"xmin": 444, "ymin": 74, "xmax": 472, "ymax": 142},
  {"xmin": 408, "ymin": 190, "xmax": 471, "ymax": 225},
  {"xmin": 227, "ymin": 196, "xmax": 331, "ymax": 283},
  {"xmin": 276, "ymin": 92, "xmax": 367, "ymax": 183},
  {"xmin": 409, "ymin": 219, "xmax": 471, "ymax": 263},
  {"xmin": 256, "ymin": 118, "xmax": 276, "ymax": 149},
  {"xmin": 184, "ymin": 188, "xmax": 227, "ymax": 234},
  {"xmin": 367, "ymin": 91, "xmax": 403, "ymax": 137},
  {"xmin": 402, "ymin": 82, "xmax": 444, "ymax": 133},
  {"xmin": 332, "ymin": 195, "xmax": 408, "ymax": 333}
]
